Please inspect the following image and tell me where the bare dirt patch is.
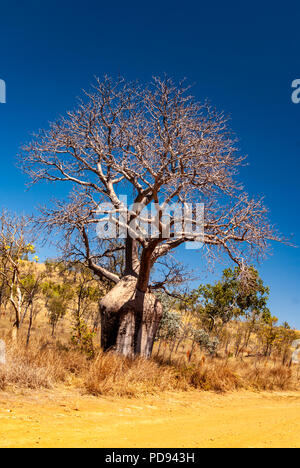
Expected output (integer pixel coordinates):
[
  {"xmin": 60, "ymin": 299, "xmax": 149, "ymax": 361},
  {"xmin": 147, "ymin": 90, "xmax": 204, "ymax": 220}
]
[{"xmin": 0, "ymin": 388, "xmax": 299, "ymax": 448}]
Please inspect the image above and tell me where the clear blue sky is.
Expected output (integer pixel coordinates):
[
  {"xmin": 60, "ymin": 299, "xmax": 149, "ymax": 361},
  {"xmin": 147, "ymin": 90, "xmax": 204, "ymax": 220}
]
[{"xmin": 0, "ymin": 0, "xmax": 299, "ymax": 327}]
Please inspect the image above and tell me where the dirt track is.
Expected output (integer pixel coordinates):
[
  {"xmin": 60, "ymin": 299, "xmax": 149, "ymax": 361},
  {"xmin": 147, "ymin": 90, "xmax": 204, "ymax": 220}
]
[{"xmin": 0, "ymin": 389, "xmax": 300, "ymax": 448}]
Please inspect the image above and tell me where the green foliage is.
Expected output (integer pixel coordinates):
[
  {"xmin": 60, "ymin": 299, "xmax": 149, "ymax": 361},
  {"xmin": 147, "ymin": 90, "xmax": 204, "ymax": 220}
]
[
  {"xmin": 192, "ymin": 328, "xmax": 219, "ymax": 355},
  {"xmin": 42, "ymin": 281, "xmax": 73, "ymax": 334},
  {"xmin": 70, "ymin": 265, "xmax": 102, "ymax": 352},
  {"xmin": 155, "ymin": 292, "xmax": 182, "ymax": 342},
  {"xmin": 20, "ymin": 273, "xmax": 40, "ymax": 300},
  {"xmin": 71, "ymin": 320, "xmax": 96, "ymax": 358},
  {"xmin": 257, "ymin": 316, "xmax": 298, "ymax": 357},
  {"xmin": 157, "ymin": 309, "xmax": 182, "ymax": 341},
  {"xmin": 193, "ymin": 267, "xmax": 271, "ymax": 331}
]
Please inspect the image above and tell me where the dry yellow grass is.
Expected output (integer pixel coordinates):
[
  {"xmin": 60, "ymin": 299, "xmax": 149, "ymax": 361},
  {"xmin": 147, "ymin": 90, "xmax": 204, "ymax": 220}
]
[
  {"xmin": 0, "ymin": 337, "xmax": 88, "ymax": 391},
  {"xmin": 85, "ymin": 351, "xmax": 189, "ymax": 397},
  {"xmin": 0, "ymin": 336, "xmax": 299, "ymax": 398},
  {"xmin": 185, "ymin": 359, "xmax": 296, "ymax": 392}
]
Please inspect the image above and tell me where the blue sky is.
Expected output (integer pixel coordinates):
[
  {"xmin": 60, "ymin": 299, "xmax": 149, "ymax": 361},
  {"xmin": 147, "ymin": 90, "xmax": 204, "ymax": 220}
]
[{"xmin": 0, "ymin": 0, "xmax": 299, "ymax": 327}]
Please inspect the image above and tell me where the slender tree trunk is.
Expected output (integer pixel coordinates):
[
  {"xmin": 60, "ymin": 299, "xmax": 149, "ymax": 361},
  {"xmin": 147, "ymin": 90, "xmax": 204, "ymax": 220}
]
[
  {"xmin": 188, "ymin": 339, "xmax": 196, "ymax": 362},
  {"xmin": 156, "ymin": 339, "xmax": 162, "ymax": 356},
  {"xmin": 175, "ymin": 338, "xmax": 183, "ymax": 353},
  {"xmin": 9, "ymin": 284, "xmax": 22, "ymax": 338},
  {"xmin": 26, "ymin": 302, "xmax": 34, "ymax": 347},
  {"xmin": 168, "ymin": 339, "xmax": 177, "ymax": 362}
]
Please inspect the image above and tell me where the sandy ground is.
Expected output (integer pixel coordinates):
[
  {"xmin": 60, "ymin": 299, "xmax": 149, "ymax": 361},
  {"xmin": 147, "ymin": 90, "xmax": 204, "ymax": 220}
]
[{"xmin": 0, "ymin": 388, "xmax": 299, "ymax": 448}]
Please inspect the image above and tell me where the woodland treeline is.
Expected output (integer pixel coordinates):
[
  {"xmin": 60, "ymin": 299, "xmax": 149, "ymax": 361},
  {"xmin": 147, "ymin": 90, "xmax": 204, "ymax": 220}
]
[
  {"xmin": 0, "ymin": 76, "xmax": 297, "ymax": 366},
  {"xmin": 0, "ymin": 210, "xmax": 297, "ymax": 365}
]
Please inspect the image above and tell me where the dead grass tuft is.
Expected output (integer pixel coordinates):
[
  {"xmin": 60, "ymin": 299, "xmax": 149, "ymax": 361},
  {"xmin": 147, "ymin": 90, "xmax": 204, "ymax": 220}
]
[
  {"xmin": 243, "ymin": 361, "xmax": 293, "ymax": 391},
  {"xmin": 0, "ymin": 337, "xmax": 89, "ymax": 390},
  {"xmin": 186, "ymin": 361, "xmax": 243, "ymax": 392},
  {"xmin": 84, "ymin": 351, "xmax": 188, "ymax": 397}
]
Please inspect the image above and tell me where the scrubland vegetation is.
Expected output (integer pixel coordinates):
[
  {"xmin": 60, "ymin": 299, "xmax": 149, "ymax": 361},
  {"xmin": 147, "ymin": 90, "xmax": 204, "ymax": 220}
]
[
  {"xmin": 0, "ymin": 253, "xmax": 299, "ymax": 397},
  {"xmin": 0, "ymin": 331, "xmax": 299, "ymax": 397}
]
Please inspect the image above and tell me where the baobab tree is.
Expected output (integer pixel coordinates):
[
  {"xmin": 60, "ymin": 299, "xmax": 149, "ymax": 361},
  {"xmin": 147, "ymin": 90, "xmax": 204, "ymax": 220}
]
[{"xmin": 19, "ymin": 76, "xmax": 280, "ymax": 357}]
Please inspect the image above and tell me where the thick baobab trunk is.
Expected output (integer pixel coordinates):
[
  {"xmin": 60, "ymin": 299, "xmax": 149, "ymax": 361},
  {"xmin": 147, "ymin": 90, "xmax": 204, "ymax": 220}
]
[{"xmin": 99, "ymin": 275, "xmax": 163, "ymax": 358}]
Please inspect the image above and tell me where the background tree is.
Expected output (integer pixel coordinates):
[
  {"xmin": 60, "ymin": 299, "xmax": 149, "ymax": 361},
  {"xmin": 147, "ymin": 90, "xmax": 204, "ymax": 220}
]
[
  {"xmin": 69, "ymin": 263, "xmax": 104, "ymax": 357},
  {"xmin": 155, "ymin": 292, "xmax": 182, "ymax": 360},
  {"xmin": 0, "ymin": 263, "xmax": 9, "ymax": 316},
  {"xmin": 192, "ymin": 267, "xmax": 270, "ymax": 335},
  {"xmin": 20, "ymin": 76, "xmax": 281, "ymax": 357},
  {"xmin": 42, "ymin": 281, "xmax": 73, "ymax": 337},
  {"xmin": 0, "ymin": 211, "xmax": 37, "ymax": 334},
  {"xmin": 20, "ymin": 268, "xmax": 46, "ymax": 346}
]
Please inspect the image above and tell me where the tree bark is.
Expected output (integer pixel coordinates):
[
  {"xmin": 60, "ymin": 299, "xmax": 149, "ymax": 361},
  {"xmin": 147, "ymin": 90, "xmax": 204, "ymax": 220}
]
[{"xmin": 99, "ymin": 275, "xmax": 163, "ymax": 358}]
